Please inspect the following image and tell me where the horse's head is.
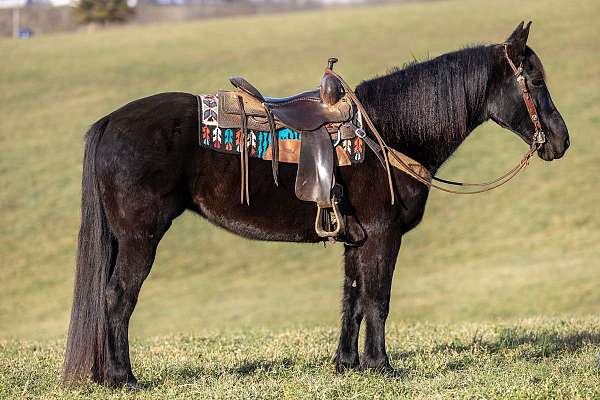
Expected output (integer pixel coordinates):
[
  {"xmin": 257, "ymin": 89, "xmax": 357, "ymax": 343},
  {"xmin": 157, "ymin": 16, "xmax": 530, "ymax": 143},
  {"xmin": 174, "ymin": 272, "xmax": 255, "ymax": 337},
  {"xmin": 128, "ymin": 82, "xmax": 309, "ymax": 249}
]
[{"xmin": 488, "ymin": 22, "xmax": 570, "ymax": 161}]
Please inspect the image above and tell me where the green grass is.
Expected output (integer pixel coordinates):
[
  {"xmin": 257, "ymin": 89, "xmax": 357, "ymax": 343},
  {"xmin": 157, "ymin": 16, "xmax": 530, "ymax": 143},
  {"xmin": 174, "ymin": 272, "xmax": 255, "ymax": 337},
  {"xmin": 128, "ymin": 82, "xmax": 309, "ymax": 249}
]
[
  {"xmin": 1, "ymin": 0, "xmax": 599, "ymax": 397},
  {"xmin": 1, "ymin": 318, "xmax": 599, "ymax": 399}
]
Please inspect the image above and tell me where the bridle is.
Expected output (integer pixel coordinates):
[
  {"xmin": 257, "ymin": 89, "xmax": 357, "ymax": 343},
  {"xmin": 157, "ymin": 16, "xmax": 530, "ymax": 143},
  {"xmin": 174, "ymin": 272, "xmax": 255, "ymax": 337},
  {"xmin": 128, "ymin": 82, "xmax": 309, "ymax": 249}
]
[
  {"xmin": 502, "ymin": 43, "xmax": 546, "ymax": 149},
  {"xmin": 327, "ymin": 43, "xmax": 547, "ymax": 200}
]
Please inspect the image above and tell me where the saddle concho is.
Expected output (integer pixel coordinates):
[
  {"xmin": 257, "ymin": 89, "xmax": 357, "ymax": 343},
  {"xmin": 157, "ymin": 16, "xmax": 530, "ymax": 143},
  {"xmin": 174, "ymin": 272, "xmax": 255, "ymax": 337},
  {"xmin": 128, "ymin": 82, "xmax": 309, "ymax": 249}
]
[{"xmin": 198, "ymin": 94, "xmax": 366, "ymax": 166}]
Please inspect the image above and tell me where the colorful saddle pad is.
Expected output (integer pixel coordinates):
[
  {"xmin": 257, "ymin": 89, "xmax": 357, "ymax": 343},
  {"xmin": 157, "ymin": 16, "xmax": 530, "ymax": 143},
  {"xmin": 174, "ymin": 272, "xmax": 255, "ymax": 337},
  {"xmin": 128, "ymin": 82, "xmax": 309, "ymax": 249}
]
[{"xmin": 198, "ymin": 94, "xmax": 366, "ymax": 166}]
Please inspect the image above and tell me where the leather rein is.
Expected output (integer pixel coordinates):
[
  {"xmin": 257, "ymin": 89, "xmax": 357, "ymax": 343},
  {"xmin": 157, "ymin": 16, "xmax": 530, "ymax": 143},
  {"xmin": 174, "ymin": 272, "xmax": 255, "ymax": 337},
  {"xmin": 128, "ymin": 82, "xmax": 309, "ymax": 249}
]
[{"xmin": 327, "ymin": 43, "xmax": 547, "ymax": 201}]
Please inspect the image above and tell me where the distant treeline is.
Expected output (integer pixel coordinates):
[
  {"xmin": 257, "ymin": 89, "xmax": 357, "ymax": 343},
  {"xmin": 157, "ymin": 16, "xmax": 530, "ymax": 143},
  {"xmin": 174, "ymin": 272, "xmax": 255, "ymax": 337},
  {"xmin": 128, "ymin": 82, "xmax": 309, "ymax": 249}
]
[{"xmin": 0, "ymin": 0, "xmax": 409, "ymax": 37}]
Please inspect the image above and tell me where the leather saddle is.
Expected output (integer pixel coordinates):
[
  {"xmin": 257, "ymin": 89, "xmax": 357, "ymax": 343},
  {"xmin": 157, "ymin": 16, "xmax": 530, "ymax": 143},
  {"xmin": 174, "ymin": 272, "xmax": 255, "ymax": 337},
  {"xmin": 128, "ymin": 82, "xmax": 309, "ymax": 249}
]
[
  {"xmin": 228, "ymin": 77, "xmax": 352, "ymax": 132},
  {"xmin": 218, "ymin": 58, "xmax": 358, "ymax": 238}
]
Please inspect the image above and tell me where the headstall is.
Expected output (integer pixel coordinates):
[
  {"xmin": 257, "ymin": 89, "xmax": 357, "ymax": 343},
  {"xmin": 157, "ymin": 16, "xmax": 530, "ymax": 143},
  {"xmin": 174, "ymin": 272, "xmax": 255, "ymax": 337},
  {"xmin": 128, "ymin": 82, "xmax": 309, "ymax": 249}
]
[{"xmin": 502, "ymin": 43, "xmax": 546, "ymax": 149}]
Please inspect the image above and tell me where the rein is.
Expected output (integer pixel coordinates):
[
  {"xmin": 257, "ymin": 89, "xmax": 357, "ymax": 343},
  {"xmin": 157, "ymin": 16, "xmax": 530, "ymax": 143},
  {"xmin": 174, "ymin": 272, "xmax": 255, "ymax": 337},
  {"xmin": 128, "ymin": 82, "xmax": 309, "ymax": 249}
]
[{"xmin": 327, "ymin": 44, "xmax": 546, "ymax": 198}]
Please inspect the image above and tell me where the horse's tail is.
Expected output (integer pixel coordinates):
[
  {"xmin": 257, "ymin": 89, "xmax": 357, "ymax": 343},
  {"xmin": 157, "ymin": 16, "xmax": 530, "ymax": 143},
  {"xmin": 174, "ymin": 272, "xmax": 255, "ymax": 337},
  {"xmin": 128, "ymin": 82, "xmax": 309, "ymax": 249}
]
[{"xmin": 63, "ymin": 116, "xmax": 114, "ymax": 384}]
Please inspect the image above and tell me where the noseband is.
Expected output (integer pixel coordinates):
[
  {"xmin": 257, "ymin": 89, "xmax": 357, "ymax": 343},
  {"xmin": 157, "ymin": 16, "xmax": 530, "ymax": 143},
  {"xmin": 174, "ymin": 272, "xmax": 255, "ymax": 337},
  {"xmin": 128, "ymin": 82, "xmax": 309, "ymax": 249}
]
[{"xmin": 328, "ymin": 44, "xmax": 547, "ymax": 196}]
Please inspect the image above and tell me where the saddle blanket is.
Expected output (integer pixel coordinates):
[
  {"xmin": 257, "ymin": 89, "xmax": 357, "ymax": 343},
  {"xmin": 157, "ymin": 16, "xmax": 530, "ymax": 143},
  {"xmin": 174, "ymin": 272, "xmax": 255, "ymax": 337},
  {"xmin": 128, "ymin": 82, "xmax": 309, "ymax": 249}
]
[{"xmin": 198, "ymin": 94, "xmax": 365, "ymax": 165}]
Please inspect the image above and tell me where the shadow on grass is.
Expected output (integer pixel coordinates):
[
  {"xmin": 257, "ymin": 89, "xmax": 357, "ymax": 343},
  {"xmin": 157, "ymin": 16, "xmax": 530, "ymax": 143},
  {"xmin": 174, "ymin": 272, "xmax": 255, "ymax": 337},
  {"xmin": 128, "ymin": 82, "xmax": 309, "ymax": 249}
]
[
  {"xmin": 141, "ymin": 329, "xmax": 599, "ymax": 388},
  {"xmin": 390, "ymin": 328, "xmax": 600, "ymax": 361},
  {"xmin": 232, "ymin": 357, "xmax": 294, "ymax": 375},
  {"xmin": 141, "ymin": 356, "xmax": 320, "ymax": 388}
]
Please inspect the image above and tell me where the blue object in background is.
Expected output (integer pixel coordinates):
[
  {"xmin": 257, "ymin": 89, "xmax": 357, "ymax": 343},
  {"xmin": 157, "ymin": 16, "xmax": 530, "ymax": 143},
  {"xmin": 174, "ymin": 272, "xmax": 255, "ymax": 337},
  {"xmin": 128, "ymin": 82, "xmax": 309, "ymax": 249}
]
[{"xmin": 18, "ymin": 27, "xmax": 33, "ymax": 38}]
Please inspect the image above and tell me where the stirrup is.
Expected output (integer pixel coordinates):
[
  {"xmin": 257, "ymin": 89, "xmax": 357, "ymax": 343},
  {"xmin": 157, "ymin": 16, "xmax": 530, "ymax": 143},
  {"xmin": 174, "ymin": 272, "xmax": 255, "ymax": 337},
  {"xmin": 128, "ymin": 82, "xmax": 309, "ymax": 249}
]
[{"xmin": 314, "ymin": 198, "xmax": 344, "ymax": 238}]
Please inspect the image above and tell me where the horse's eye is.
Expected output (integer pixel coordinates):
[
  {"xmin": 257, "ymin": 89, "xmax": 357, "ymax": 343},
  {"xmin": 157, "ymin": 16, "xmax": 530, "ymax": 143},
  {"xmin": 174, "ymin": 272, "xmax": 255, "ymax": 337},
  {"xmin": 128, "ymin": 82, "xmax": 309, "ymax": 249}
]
[{"xmin": 530, "ymin": 78, "xmax": 544, "ymax": 87}]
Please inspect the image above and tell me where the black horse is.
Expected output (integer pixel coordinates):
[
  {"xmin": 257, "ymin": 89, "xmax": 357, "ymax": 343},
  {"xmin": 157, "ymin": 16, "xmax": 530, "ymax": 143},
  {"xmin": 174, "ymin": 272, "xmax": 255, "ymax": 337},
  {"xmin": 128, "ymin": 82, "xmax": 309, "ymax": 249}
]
[{"xmin": 63, "ymin": 23, "xmax": 569, "ymax": 387}]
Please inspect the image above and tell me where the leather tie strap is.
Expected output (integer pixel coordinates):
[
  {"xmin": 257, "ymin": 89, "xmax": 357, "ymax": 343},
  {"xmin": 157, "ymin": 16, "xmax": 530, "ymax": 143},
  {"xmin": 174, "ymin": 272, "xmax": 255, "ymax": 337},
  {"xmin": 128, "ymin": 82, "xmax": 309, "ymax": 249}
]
[
  {"xmin": 237, "ymin": 95, "xmax": 250, "ymax": 205},
  {"xmin": 264, "ymin": 105, "xmax": 279, "ymax": 186}
]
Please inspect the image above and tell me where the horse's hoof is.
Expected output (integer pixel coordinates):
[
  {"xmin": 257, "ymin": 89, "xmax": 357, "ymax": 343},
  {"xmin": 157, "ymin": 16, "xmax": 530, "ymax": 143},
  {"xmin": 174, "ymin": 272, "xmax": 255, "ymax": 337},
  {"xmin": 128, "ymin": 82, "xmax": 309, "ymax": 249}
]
[
  {"xmin": 359, "ymin": 358, "xmax": 395, "ymax": 375},
  {"xmin": 334, "ymin": 353, "xmax": 360, "ymax": 373},
  {"xmin": 123, "ymin": 380, "xmax": 141, "ymax": 392},
  {"xmin": 106, "ymin": 374, "xmax": 139, "ymax": 390}
]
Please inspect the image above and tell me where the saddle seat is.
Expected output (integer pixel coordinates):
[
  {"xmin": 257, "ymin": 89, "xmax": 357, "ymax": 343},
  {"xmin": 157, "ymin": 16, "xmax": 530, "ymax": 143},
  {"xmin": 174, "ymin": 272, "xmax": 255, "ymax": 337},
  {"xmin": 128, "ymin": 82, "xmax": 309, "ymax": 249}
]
[
  {"xmin": 229, "ymin": 76, "xmax": 319, "ymax": 104},
  {"xmin": 229, "ymin": 76, "xmax": 352, "ymax": 132}
]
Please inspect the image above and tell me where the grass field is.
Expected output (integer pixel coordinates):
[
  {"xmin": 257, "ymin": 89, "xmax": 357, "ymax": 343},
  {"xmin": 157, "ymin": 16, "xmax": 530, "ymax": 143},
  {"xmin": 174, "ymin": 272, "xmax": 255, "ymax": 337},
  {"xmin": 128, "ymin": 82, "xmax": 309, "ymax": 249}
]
[
  {"xmin": 1, "ymin": 0, "xmax": 599, "ymax": 397},
  {"xmin": 2, "ymin": 318, "xmax": 599, "ymax": 398}
]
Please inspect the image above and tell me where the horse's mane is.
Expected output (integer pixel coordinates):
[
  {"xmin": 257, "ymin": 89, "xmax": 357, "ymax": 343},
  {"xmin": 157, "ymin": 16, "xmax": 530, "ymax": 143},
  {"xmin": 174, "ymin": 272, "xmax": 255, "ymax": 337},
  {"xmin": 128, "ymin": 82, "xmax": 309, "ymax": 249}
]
[{"xmin": 356, "ymin": 45, "xmax": 494, "ymax": 166}]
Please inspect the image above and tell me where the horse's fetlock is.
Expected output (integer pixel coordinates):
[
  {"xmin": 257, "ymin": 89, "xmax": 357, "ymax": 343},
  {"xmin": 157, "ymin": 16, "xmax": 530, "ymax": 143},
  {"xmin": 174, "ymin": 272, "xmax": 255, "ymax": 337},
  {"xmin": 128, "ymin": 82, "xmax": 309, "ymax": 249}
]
[{"xmin": 334, "ymin": 351, "xmax": 360, "ymax": 373}]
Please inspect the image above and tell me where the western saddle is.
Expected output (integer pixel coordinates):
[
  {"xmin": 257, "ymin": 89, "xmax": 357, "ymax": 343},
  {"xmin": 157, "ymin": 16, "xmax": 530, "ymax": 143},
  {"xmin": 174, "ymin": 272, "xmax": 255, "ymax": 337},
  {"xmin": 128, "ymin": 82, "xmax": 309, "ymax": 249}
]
[{"xmin": 216, "ymin": 58, "xmax": 430, "ymax": 240}]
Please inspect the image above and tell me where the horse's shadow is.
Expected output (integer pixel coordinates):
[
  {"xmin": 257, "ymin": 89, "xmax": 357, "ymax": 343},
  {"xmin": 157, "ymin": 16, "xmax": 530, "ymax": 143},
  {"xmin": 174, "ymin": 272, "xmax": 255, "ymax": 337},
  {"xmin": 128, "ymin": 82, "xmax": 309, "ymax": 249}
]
[
  {"xmin": 232, "ymin": 357, "xmax": 295, "ymax": 375},
  {"xmin": 389, "ymin": 328, "xmax": 600, "ymax": 362},
  {"xmin": 140, "ymin": 328, "xmax": 600, "ymax": 388},
  {"xmin": 140, "ymin": 356, "xmax": 305, "ymax": 389}
]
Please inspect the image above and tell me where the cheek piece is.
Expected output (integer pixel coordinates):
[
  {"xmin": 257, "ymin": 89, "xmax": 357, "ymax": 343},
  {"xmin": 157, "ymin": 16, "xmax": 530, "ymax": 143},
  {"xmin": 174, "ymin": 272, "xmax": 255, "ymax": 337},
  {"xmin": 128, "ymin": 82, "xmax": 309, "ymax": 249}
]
[{"xmin": 502, "ymin": 43, "xmax": 546, "ymax": 148}]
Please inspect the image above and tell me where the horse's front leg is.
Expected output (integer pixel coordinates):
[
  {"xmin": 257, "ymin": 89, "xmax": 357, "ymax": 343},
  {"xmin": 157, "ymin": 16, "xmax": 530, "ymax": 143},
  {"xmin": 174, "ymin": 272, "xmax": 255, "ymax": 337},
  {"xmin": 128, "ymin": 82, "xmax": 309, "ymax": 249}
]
[
  {"xmin": 358, "ymin": 229, "xmax": 401, "ymax": 372},
  {"xmin": 335, "ymin": 227, "xmax": 402, "ymax": 373}
]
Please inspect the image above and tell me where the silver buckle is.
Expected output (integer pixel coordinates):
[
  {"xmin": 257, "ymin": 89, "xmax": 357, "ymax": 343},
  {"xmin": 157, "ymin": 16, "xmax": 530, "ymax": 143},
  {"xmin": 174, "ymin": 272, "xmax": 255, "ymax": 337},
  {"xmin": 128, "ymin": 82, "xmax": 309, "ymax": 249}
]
[
  {"xmin": 533, "ymin": 130, "xmax": 546, "ymax": 144},
  {"xmin": 355, "ymin": 128, "xmax": 366, "ymax": 138}
]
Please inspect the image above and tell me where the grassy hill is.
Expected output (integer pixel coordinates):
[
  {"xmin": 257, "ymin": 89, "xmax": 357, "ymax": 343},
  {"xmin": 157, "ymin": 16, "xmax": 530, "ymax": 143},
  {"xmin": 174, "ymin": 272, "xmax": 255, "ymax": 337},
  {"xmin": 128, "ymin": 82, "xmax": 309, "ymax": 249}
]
[
  {"xmin": 0, "ymin": 0, "xmax": 599, "ymax": 397},
  {"xmin": 2, "ymin": 318, "xmax": 599, "ymax": 398}
]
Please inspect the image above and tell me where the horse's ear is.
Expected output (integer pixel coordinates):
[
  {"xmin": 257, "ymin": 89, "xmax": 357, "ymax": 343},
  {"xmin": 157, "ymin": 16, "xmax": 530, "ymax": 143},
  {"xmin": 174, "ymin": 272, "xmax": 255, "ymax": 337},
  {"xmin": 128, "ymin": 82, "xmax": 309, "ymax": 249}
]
[{"xmin": 505, "ymin": 21, "xmax": 531, "ymax": 60}]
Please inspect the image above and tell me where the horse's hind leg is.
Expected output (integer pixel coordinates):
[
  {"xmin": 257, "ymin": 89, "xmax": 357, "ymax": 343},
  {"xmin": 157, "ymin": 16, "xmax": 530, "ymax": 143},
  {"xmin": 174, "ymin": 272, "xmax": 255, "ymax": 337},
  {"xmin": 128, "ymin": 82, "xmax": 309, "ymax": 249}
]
[
  {"xmin": 102, "ymin": 191, "xmax": 184, "ymax": 387},
  {"xmin": 104, "ymin": 234, "xmax": 162, "ymax": 387}
]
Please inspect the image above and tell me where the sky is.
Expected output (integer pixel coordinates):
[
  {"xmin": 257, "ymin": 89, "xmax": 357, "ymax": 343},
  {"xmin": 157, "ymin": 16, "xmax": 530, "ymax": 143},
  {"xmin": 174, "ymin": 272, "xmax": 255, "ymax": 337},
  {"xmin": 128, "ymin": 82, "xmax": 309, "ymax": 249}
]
[{"xmin": 1, "ymin": 0, "xmax": 73, "ymax": 7}]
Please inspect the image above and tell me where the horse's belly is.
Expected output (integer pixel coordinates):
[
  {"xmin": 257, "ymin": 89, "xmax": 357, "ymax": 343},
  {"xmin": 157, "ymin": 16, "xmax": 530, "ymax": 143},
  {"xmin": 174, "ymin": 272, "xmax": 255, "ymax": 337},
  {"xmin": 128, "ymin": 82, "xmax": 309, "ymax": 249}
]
[{"xmin": 188, "ymin": 149, "xmax": 322, "ymax": 243}]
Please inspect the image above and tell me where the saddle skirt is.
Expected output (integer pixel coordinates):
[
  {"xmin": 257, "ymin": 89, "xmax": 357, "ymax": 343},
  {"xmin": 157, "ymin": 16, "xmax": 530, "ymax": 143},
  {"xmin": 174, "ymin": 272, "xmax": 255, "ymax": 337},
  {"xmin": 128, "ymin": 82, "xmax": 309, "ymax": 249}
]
[{"xmin": 198, "ymin": 93, "xmax": 366, "ymax": 166}]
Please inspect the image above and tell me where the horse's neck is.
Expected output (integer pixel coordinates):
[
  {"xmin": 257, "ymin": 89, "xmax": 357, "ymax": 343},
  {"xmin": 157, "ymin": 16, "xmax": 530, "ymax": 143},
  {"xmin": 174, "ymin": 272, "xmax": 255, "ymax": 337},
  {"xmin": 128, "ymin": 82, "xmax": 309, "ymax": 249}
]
[
  {"xmin": 407, "ymin": 109, "xmax": 489, "ymax": 175},
  {"xmin": 360, "ymin": 51, "xmax": 492, "ymax": 174},
  {"xmin": 407, "ymin": 81, "xmax": 489, "ymax": 173}
]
